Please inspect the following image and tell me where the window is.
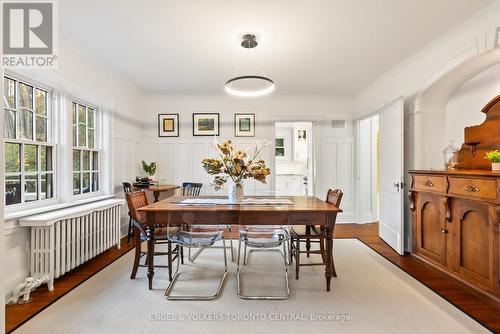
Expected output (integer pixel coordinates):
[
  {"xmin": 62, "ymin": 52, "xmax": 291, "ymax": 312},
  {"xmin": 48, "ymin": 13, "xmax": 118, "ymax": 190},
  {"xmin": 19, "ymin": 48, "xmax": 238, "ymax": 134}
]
[
  {"xmin": 275, "ymin": 138, "xmax": 285, "ymax": 157},
  {"xmin": 3, "ymin": 76, "xmax": 54, "ymax": 206},
  {"xmin": 72, "ymin": 101, "xmax": 99, "ymax": 195}
]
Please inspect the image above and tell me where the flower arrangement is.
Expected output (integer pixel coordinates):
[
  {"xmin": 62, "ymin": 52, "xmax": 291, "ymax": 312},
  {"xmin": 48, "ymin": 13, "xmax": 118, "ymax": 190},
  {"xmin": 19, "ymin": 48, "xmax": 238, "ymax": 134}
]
[
  {"xmin": 484, "ymin": 150, "xmax": 500, "ymax": 163},
  {"xmin": 202, "ymin": 140, "xmax": 271, "ymax": 191}
]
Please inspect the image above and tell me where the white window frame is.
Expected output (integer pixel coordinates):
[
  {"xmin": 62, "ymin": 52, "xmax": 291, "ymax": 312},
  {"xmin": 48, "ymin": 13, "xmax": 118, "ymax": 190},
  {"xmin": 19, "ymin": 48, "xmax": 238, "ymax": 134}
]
[
  {"xmin": 71, "ymin": 100, "xmax": 101, "ymax": 198},
  {"xmin": 4, "ymin": 74, "xmax": 58, "ymax": 212}
]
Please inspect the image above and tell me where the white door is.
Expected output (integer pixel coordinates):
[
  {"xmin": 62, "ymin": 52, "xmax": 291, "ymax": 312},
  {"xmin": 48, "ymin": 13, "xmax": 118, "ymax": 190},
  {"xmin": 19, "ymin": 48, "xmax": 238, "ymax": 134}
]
[{"xmin": 379, "ymin": 97, "xmax": 405, "ymax": 255}]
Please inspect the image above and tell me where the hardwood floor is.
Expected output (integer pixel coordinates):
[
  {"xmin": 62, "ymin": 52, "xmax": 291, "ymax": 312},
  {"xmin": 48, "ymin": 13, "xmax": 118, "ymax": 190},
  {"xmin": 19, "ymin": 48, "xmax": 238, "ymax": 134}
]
[
  {"xmin": 5, "ymin": 237, "xmax": 136, "ymax": 333},
  {"xmin": 6, "ymin": 223, "xmax": 500, "ymax": 333}
]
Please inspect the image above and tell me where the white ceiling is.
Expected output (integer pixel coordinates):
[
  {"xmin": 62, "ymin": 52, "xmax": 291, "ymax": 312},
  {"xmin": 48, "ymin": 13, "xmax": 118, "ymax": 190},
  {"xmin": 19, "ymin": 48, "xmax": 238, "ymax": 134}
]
[{"xmin": 59, "ymin": 0, "xmax": 492, "ymax": 94}]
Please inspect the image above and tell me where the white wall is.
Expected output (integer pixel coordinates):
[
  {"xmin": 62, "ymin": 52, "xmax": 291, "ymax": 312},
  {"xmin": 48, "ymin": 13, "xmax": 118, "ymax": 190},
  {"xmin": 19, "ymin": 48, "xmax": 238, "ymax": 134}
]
[
  {"xmin": 446, "ymin": 62, "xmax": 500, "ymax": 145},
  {"xmin": 3, "ymin": 39, "xmax": 144, "ymax": 301},
  {"xmin": 139, "ymin": 94, "xmax": 356, "ymax": 222},
  {"xmin": 353, "ymin": 0, "xmax": 500, "ymax": 249}
]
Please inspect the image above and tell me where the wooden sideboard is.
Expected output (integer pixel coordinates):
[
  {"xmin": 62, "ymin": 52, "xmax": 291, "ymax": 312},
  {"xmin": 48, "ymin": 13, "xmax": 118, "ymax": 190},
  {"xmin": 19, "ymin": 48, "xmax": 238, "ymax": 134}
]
[
  {"xmin": 409, "ymin": 170, "xmax": 499, "ymax": 301},
  {"xmin": 408, "ymin": 95, "xmax": 500, "ymax": 302}
]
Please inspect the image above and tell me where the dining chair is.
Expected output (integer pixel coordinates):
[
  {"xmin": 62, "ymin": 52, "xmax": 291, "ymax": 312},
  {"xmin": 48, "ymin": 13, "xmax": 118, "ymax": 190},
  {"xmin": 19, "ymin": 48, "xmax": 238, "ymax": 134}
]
[
  {"xmin": 181, "ymin": 182, "xmax": 203, "ymax": 196},
  {"xmin": 125, "ymin": 191, "xmax": 181, "ymax": 283},
  {"xmin": 165, "ymin": 224, "xmax": 228, "ymax": 300},
  {"xmin": 182, "ymin": 182, "xmax": 234, "ymax": 262},
  {"xmin": 122, "ymin": 182, "xmax": 134, "ymax": 243},
  {"xmin": 236, "ymin": 217, "xmax": 291, "ymax": 300},
  {"xmin": 290, "ymin": 189, "xmax": 343, "ymax": 279}
]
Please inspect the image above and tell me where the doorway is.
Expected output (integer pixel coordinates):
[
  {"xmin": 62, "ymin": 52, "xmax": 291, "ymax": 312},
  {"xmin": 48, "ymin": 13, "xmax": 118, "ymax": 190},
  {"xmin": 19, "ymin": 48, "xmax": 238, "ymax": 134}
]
[
  {"xmin": 358, "ymin": 98, "xmax": 405, "ymax": 255},
  {"xmin": 357, "ymin": 114, "xmax": 380, "ymax": 223},
  {"xmin": 274, "ymin": 122, "xmax": 314, "ymax": 196}
]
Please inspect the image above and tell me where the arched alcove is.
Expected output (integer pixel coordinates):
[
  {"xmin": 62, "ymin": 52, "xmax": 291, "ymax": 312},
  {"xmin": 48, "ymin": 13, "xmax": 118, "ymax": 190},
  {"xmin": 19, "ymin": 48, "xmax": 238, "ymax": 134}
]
[{"xmin": 410, "ymin": 42, "xmax": 500, "ymax": 170}]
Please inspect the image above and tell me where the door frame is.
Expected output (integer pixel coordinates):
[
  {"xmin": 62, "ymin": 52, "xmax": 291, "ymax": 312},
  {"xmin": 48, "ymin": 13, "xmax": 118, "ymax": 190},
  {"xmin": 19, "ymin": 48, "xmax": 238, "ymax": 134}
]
[
  {"xmin": 355, "ymin": 114, "xmax": 379, "ymax": 224},
  {"xmin": 271, "ymin": 116, "xmax": 321, "ymax": 198}
]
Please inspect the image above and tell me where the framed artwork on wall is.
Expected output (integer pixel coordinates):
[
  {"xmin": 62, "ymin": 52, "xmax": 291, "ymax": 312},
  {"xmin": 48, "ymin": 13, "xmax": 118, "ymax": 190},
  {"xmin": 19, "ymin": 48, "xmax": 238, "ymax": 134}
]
[
  {"xmin": 193, "ymin": 113, "xmax": 220, "ymax": 136},
  {"xmin": 234, "ymin": 113, "xmax": 255, "ymax": 137},
  {"xmin": 158, "ymin": 114, "xmax": 179, "ymax": 137}
]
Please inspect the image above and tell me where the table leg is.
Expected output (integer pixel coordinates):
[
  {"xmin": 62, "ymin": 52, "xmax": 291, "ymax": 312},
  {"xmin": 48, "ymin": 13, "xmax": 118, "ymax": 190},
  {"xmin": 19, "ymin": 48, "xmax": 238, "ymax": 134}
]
[
  {"xmin": 325, "ymin": 224, "xmax": 333, "ymax": 291},
  {"xmin": 153, "ymin": 191, "xmax": 160, "ymax": 203},
  {"xmin": 147, "ymin": 226, "xmax": 155, "ymax": 290}
]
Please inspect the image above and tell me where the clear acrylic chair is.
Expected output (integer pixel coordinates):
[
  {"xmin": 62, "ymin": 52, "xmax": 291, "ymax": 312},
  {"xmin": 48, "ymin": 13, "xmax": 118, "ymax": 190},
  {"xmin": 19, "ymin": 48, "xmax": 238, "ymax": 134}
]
[
  {"xmin": 182, "ymin": 182, "xmax": 234, "ymax": 262},
  {"xmin": 165, "ymin": 222, "xmax": 228, "ymax": 300},
  {"xmin": 236, "ymin": 194, "xmax": 291, "ymax": 300}
]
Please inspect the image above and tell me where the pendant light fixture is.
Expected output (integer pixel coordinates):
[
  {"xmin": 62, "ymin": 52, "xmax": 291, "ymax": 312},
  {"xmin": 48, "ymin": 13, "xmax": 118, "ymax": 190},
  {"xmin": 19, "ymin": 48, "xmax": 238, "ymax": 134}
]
[{"xmin": 225, "ymin": 34, "xmax": 275, "ymax": 97}]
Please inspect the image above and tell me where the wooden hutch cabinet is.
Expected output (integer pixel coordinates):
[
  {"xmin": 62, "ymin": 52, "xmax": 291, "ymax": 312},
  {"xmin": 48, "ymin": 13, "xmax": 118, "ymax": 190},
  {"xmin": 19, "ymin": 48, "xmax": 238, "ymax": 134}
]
[{"xmin": 409, "ymin": 95, "xmax": 500, "ymax": 302}]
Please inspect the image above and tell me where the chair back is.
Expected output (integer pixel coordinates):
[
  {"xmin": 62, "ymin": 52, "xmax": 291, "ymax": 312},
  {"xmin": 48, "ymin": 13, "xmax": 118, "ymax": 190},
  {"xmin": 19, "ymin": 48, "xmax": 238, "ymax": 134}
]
[
  {"xmin": 125, "ymin": 191, "xmax": 148, "ymax": 228},
  {"xmin": 122, "ymin": 182, "xmax": 133, "ymax": 193},
  {"xmin": 182, "ymin": 182, "xmax": 203, "ymax": 196},
  {"xmin": 325, "ymin": 189, "xmax": 343, "ymax": 230},
  {"xmin": 326, "ymin": 188, "xmax": 343, "ymax": 207}
]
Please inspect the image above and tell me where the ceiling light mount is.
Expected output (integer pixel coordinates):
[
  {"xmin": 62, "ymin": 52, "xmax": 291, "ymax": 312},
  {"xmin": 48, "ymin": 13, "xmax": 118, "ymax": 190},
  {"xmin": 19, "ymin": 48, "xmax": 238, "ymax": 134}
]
[
  {"xmin": 225, "ymin": 34, "xmax": 274, "ymax": 97},
  {"xmin": 241, "ymin": 34, "xmax": 258, "ymax": 49}
]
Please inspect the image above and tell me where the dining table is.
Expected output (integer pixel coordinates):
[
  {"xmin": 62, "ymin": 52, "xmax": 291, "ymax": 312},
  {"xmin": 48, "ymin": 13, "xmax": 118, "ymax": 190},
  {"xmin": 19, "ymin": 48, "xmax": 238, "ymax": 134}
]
[
  {"xmin": 138, "ymin": 196, "xmax": 342, "ymax": 291},
  {"xmin": 135, "ymin": 184, "xmax": 180, "ymax": 203}
]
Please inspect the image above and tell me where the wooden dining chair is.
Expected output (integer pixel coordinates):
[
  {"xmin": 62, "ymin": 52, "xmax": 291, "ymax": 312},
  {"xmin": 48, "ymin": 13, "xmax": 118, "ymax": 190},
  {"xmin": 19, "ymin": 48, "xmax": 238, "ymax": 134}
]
[
  {"xmin": 125, "ymin": 191, "xmax": 181, "ymax": 283},
  {"xmin": 290, "ymin": 189, "xmax": 343, "ymax": 279},
  {"xmin": 182, "ymin": 182, "xmax": 203, "ymax": 196},
  {"xmin": 122, "ymin": 182, "xmax": 134, "ymax": 243}
]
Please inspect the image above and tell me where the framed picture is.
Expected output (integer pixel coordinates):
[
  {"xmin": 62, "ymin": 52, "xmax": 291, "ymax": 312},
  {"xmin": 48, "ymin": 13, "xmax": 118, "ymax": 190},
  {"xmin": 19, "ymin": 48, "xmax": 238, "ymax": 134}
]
[
  {"xmin": 298, "ymin": 129, "xmax": 306, "ymax": 141},
  {"xmin": 193, "ymin": 113, "xmax": 220, "ymax": 136},
  {"xmin": 234, "ymin": 113, "xmax": 255, "ymax": 137},
  {"xmin": 158, "ymin": 114, "xmax": 179, "ymax": 137}
]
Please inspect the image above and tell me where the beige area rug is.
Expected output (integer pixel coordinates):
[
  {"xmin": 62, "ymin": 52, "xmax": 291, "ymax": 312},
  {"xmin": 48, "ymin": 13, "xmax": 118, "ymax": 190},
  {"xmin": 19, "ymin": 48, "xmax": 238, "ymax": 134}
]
[{"xmin": 13, "ymin": 239, "xmax": 489, "ymax": 334}]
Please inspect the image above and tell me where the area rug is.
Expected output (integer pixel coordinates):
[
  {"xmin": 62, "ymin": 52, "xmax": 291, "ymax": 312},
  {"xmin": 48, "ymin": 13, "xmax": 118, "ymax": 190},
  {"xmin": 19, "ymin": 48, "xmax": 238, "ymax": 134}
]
[{"xmin": 13, "ymin": 239, "xmax": 489, "ymax": 334}]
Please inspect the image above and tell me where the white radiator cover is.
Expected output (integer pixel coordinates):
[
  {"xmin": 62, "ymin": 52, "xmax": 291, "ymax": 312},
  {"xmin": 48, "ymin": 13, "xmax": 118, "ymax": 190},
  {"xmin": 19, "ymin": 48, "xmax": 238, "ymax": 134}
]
[{"xmin": 19, "ymin": 199, "xmax": 124, "ymax": 291}]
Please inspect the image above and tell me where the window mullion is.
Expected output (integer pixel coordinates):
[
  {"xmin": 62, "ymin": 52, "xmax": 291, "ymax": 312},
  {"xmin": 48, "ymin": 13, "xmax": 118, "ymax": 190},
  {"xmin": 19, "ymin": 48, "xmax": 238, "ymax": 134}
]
[{"xmin": 20, "ymin": 143, "xmax": 25, "ymax": 204}]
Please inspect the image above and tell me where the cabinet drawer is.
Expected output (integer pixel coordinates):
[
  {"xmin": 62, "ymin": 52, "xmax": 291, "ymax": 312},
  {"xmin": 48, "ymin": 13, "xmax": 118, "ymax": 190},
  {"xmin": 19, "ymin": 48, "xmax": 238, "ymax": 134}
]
[
  {"xmin": 448, "ymin": 177, "xmax": 498, "ymax": 199},
  {"xmin": 414, "ymin": 175, "xmax": 446, "ymax": 193}
]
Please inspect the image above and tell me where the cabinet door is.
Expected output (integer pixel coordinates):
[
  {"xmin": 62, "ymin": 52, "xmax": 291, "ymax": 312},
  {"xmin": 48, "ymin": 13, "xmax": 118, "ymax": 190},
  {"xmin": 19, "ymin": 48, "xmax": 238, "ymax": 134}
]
[
  {"xmin": 450, "ymin": 200, "xmax": 497, "ymax": 293},
  {"xmin": 414, "ymin": 193, "xmax": 447, "ymax": 265}
]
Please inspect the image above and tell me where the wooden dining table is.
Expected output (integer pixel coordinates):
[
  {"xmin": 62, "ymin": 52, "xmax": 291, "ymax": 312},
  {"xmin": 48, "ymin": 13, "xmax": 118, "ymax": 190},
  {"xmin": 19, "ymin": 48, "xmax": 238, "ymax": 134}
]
[
  {"xmin": 138, "ymin": 196, "xmax": 342, "ymax": 291},
  {"xmin": 135, "ymin": 184, "xmax": 180, "ymax": 202}
]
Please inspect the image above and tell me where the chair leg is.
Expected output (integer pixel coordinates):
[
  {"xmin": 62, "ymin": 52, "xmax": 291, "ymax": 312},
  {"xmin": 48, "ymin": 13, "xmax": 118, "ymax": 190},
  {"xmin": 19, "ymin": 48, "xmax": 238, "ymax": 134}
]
[
  {"xmin": 243, "ymin": 242, "xmax": 247, "ymax": 265},
  {"xmin": 331, "ymin": 249, "xmax": 337, "ymax": 277},
  {"xmin": 130, "ymin": 227, "xmax": 141, "ymax": 279},
  {"xmin": 237, "ymin": 245, "xmax": 290, "ymax": 300},
  {"xmin": 180, "ymin": 246, "xmax": 184, "ymax": 264},
  {"xmin": 165, "ymin": 241, "xmax": 228, "ymax": 300},
  {"xmin": 127, "ymin": 215, "xmax": 133, "ymax": 243},
  {"xmin": 168, "ymin": 242, "xmax": 173, "ymax": 281},
  {"xmin": 305, "ymin": 226, "xmax": 311, "ymax": 257},
  {"xmin": 319, "ymin": 236, "xmax": 326, "ymax": 264},
  {"xmin": 295, "ymin": 238, "xmax": 300, "ymax": 280}
]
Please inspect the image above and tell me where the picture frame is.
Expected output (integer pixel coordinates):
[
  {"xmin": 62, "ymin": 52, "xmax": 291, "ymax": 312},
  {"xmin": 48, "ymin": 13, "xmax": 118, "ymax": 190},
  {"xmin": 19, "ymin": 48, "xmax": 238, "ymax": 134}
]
[
  {"xmin": 158, "ymin": 114, "xmax": 179, "ymax": 137},
  {"xmin": 234, "ymin": 113, "xmax": 255, "ymax": 137},
  {"xmin": 193, "ymin": 113, "xmax": 220, "ymax": 136}
]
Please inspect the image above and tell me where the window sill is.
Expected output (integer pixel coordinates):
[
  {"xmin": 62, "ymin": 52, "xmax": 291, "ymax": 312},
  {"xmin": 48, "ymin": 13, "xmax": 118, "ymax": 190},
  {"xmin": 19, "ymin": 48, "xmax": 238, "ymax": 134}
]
[{"xmin": 4, "ymin": 195, "xmax": 116, "ymax": 222}]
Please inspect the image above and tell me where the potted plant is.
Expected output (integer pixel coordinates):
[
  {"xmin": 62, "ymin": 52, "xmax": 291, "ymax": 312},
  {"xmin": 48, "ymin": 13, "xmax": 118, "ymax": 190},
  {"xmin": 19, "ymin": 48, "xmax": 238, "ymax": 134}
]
[
  {"xmin": 484, "ymin": 150, "xmax": 500, "ymax": 172},
  {"xmin": 202, "ymin": 140, "xmax": 271, "ymax": 203},
  {"xmin": 141, "ymin": 161, "xmax": 157, "ymax": 181}
]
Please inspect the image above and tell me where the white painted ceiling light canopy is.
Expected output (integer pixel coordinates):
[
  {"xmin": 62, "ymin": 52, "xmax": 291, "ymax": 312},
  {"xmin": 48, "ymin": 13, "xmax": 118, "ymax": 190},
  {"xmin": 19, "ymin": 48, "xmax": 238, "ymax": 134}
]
[{"xmin": 59, "ymin": 0, "xmax": 493, "ymax": 94}]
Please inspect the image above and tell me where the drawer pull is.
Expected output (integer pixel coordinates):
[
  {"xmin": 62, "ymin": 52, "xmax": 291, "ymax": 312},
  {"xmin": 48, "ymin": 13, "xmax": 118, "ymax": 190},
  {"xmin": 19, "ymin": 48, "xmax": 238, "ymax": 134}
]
[
  {"xmin": 424, "ymin": 180, "xmax": 434, "ymax": 187},
  {"xmin": 463, "ymin": 184, "xmax": 480, "ymax": 192},
  {"xmin": 441, "ymin": 229, "xmax": 448, "ymax": 234}
]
